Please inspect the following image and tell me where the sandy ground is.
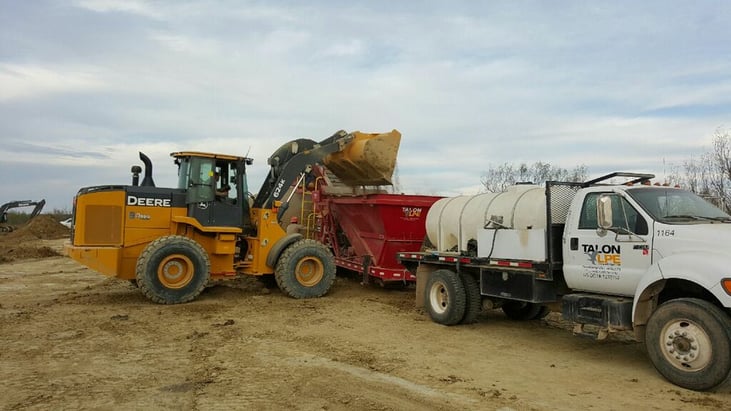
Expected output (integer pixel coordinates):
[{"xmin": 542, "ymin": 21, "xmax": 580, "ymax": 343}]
[{"xmin": 1, "ymin": 235, "xmax": 730, "ymax": 410}]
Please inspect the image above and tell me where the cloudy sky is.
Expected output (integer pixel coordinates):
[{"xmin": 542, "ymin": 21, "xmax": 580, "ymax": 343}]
[{"xmin": 2, "ymin": 1, "xmax": 730, "ymax": 211}]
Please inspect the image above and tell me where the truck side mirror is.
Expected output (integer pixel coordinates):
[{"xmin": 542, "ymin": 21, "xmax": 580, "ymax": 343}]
[{"xmin": 597, "ymin": 195, "xmax": 613, "ymax": 230}]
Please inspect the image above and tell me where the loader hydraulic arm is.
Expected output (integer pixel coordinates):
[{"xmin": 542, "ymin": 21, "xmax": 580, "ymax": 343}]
[
  {"xmin": 253, "ymin": 128, "xmax": 401, "ymax": 213},
  {"xmin": 253, "ymin": 130, "xmax": 354, "ymax": 209}
]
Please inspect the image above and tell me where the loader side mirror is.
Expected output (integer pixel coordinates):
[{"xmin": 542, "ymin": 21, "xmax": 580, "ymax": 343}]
[{"xmin": 597, "ymin": 195, "xmax": 613, "ymax": 230}]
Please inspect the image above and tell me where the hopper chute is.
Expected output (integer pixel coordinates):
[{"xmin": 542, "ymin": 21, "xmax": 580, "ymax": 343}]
[{"xmin": 324, "ymin": 130, "xmax": 401, "ymax": 186}]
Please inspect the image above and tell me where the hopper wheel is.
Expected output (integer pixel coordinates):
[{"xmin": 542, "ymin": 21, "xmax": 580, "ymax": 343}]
[
  {"xmin": 136, "ymin": 235, "xmax": 210, "ymax": 304},
  {"xmin": 275, "ymin": 239, "xmax": 336, "ymax": 299}
]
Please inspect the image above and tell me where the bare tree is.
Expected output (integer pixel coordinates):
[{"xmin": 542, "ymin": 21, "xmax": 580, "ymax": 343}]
[
  {"xmin": 711, "ymin": 133, "xmax": 731, "ymax": 209},
  {"xmin": 677, "ymin": 128, "xmax": 731, "ymax": 212},
  {"xmin": 480, "ymin": 162, "xmax": 588, "ymax": 192}
]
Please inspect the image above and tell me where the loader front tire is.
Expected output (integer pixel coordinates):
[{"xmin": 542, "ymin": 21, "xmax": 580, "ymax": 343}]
[
  {"xmin": 424, "ymin": 269, "xmax": 466, "ymax": 326},
  {"xmin": 136, "ymin": 236, "xmax": 210, "ymax": 304},
  {"xmin": 275, "ymin": 239, "xmax": 336, "ymax": 299}
]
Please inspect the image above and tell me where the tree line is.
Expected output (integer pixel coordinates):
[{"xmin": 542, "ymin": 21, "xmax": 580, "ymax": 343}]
[
  {"xmin": 668, "ymin": 128, "xmax": 731, "ymax": 212},
  {"xmin": 480, "ymin": 128, "xmax": 731, "ymax": 213},
  {"xmin": 480, "ymin": 161, "xmax": 588, "ymax": 192}
]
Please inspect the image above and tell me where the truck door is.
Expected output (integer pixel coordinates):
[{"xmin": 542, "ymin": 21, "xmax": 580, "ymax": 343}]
[{"xmin": 564, "ymin": 192, "xmax": 652, "ymax": 296}]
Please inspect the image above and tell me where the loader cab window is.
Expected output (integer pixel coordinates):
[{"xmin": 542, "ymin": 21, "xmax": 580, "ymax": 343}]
[
  {"xmin": 228, "ymin": 162, "xmax": 248, "ymax": 203},
  {"xmin": 579, "ymin": 192, "xmax": 648, "ymax": 235},
  {"xmin": 214, "ymin": 162, "xmax": 239, "ymax": 202},
  {"xmin": 176, "ymin": 157, "xmax": 215, "ymax": 204}
]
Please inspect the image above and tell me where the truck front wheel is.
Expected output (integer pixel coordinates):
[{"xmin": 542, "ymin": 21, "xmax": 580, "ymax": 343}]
[
  {"xmin": 425, "ymin": 269, "xmax": 466, "ymax": 326},
  {"xmin": 645, "ymin": 298, "xmax": 731, "ymax": 391}
]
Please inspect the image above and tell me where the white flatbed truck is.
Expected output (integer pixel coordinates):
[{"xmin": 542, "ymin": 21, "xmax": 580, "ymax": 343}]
[{"xmin": 398, "ymin": 172, "xmax": 731, "ymax": 391}]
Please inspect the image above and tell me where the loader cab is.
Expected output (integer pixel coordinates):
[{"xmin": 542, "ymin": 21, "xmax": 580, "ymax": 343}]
[{"xmin": 172, "ymin": 151, "xmax": 253, "ymax": 230}]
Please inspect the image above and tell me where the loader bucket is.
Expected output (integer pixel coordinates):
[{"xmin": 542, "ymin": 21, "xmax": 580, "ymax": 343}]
[{"xmin": 324, "ymin": 130, "xmax": 401, "ymax": 186}]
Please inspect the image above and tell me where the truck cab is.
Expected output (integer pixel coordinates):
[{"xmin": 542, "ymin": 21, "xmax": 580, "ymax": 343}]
[
  {"xmin": 561, "ymin": 182, "xmax": 731, "ymax": 391},
  {"xmin": 563, "ymin": 183, "xmax": 731, "ymax": 324}
]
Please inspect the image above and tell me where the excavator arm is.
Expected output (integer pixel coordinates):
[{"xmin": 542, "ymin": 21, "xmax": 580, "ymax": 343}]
[
  {"xmin": 0, "ymin": 199, "xmax": 46, "ymax": 221},
  {"xmin": 0, "ymin": 199, "xmax": 46, "ymax": 231}
]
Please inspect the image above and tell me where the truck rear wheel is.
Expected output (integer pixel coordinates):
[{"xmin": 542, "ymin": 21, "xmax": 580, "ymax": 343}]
[
  {"xmin": 502, "ymin": 301, "xmax": 549, "ymax": 320},
  {"xmin": 645, "ymin": 298, "xmax": 731, "ymax": 391},
  {"xmin": 459, "ymin": 272, "xmax": 481, "ymax": 324},
  {"xmin": 425, "ymin": 269, "xmax": 466, "ymax": 326},
  {"xmin": 136, "ymin": 236, "xmax": 210, "ymax": 304},
  {"xmin": 275, "ymin": 239, "xmax": 336, "ymax": 298}
]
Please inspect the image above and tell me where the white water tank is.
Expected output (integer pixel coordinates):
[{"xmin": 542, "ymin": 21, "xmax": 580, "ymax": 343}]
[{"xmin": 425, "ymin": 184, "xmax": 546, "ymax": 252}]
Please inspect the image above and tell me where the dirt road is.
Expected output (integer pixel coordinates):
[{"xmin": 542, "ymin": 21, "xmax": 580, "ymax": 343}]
[{"xmin": 1, "ymin": 236, "xmax": 729, "ymax": 410}]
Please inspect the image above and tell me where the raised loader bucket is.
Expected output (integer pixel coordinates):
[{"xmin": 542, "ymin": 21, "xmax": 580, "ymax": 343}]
[{"xmin": 324, "ymin": 129, "xmax": 401, "ymax": 186}]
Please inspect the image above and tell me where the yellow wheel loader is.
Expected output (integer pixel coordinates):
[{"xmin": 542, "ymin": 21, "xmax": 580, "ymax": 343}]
[{"xmin": 65, "ymin": 130, "xmax": 400, "ymax": 304}]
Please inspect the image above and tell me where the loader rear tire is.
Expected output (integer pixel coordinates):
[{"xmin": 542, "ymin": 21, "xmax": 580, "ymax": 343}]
[
  {"xmin": 459, "ymin": 272, "xmax": 481, "ymax": 324},
  {"xmin": 275, "ymin": 239, "xmax": 336, "ymax": 299},
  {"xmin": 424, "ymin": 269, "xmax": 466, "ymax": 326},
  {"xmin": 136, "ymin": 236, "xmax": 210, "ymax": 304}
]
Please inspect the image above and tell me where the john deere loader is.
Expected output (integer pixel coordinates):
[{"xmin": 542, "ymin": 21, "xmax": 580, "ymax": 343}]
[{"xmin": 65, "ymin": 130, "xmax": 401, "ymax": 304}]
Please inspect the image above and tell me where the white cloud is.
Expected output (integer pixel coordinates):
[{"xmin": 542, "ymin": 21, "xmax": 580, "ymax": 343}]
[
  {"xmin": 73, "ymin": 0, "xmax": 163, "ymax": 19},
  {"xmin": 320, "ymin": 39, "xmax": 365, "ymax": 57},
  {"xmin": 149, "ymin": 32, "xmax": 222, "ymax": 55},
  {"xmin": 2, "ymin": 1, "xmax": 730, "ymax": 210},
  {"xmin": 0, "ymin": 64, "xmax": 106, "ymax": 101}
]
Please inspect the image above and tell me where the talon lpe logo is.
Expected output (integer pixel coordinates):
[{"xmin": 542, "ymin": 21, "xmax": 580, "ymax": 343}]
[{"xmin": 582, "ymin": 244, "xmax": 621, "ymax": 265}]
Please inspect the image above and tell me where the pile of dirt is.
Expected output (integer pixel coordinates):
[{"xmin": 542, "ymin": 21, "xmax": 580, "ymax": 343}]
[
  {"xmin": 0, "ymin": 215, "xmax": 68, "ymax": 263},
  {"xmin": 2, "ymin": 215, "xmax": 69, "ymax": 242},
  {"xmin": 0, "ymin": 245, "xmax": 60, "ymax": 263}
]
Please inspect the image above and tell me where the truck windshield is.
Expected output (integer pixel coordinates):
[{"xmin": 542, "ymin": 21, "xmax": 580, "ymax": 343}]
[{"xmin": 627, "ymin": 187, "xmax": 731, "ymax": 224}]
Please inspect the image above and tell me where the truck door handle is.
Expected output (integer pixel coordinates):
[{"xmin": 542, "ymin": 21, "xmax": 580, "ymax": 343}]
[{"xmin": 570, "ymin": 237, "xmax": 578, "ymax": 250}]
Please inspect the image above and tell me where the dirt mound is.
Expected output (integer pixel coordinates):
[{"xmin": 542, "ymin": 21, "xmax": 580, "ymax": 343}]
[
  {"xmin": 1, "ymin": 215, "xmax": 69, "ymax": 242},
  {"xmin": 0, "ymin": 216, "xmax": 68, "ymax": 262},
  {"xmin": 0, "ymin": 244, "xmax": 60, "ymax": 263}
]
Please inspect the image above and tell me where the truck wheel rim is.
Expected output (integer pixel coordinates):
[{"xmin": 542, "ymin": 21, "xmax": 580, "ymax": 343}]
[
  {"xmin": 295, "ymin": 257, "xmax": 324, "ymax": 287},
  {"xmin": 660, "ymin": 318, "xmax": 712, "ymax": 372},
  {"xmin": 158, "ymin": 254, "xmax": 194, "ymax": 289},
  {"xmin": 428, "ymin": 281, "xmax": 448, "ymax": 314}
]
